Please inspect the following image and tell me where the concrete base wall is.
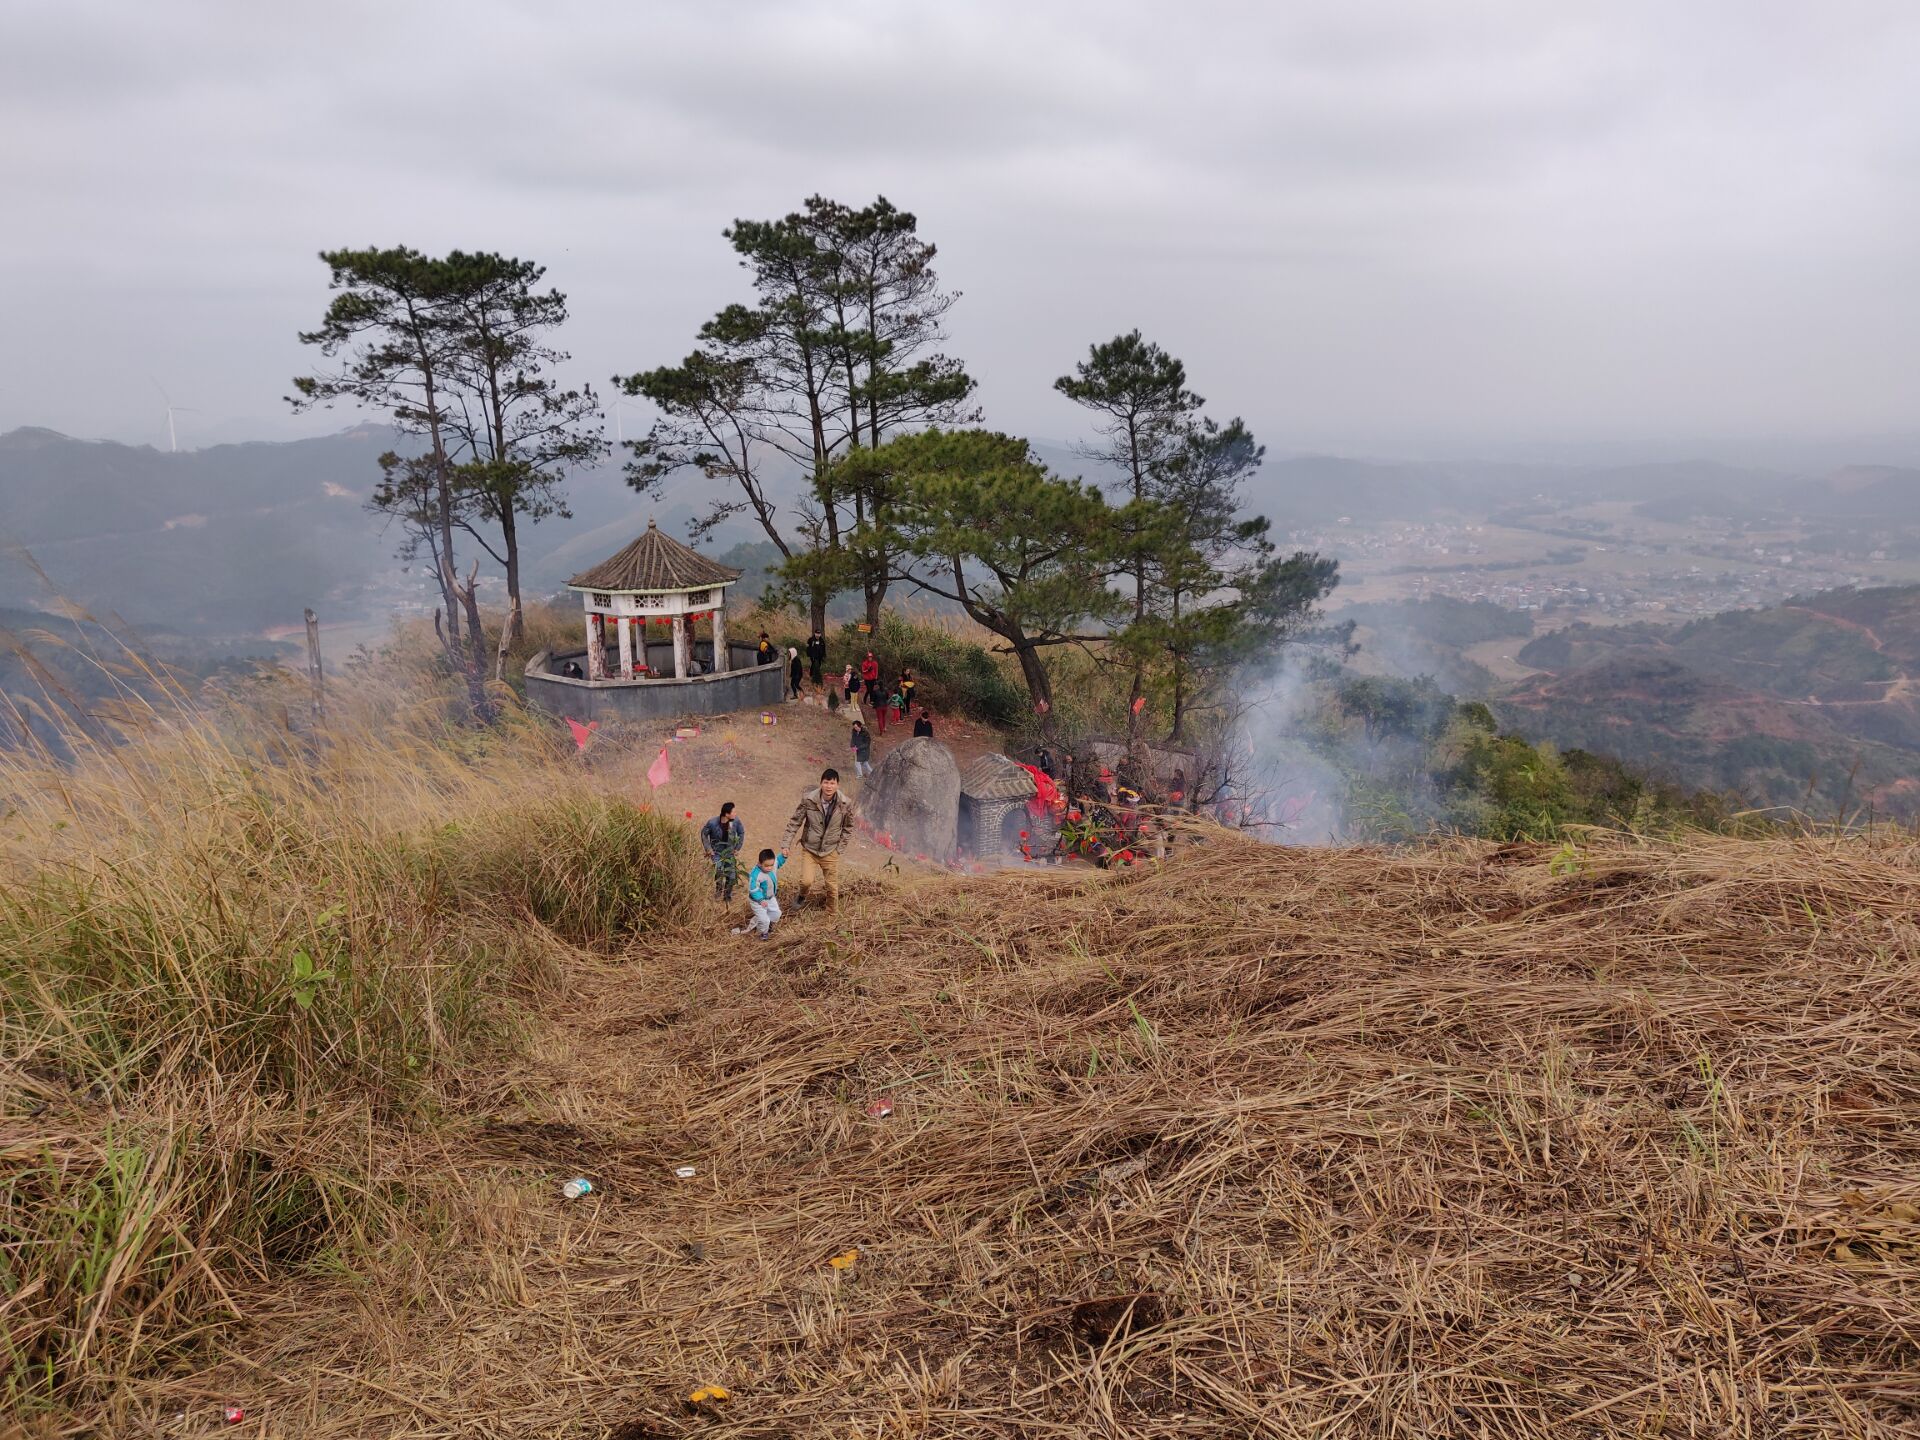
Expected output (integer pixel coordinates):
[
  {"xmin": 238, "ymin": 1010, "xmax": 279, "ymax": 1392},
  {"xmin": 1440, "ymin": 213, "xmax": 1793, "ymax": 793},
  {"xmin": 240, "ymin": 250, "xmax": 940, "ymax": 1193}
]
[{"xmin": 525, "ymin": 646, "xmax": 786, "ymax": 723}]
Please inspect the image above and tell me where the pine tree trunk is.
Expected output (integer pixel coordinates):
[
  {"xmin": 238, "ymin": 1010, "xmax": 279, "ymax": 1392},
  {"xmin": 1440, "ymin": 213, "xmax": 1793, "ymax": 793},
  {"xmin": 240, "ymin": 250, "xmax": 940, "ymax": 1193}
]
[
  {"xmin": 1126, "ymin": 559, "xmax": 1147, "ymax": 745},
  {"xmin": 457, "ymin": 570, "xmax": 493, "ymax": 720},
  {"xmin": 500, "ymin": 502, "xmax": 524, "ymax": 649},
  {"xmin": 1167, "ymin": 589, "xmax": 1186, "ymax": 743},
  {"xmin": 420, "ymin": 359, "xmax": 461, "ymax": 647},
  {"xmin": 1012, "ymin": 640, "xmax": 1056, "ymax": 738}
]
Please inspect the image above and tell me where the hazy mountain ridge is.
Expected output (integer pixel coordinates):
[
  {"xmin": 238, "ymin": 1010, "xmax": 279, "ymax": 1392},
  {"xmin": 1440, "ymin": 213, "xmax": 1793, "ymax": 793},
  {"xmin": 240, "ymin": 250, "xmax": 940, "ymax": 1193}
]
[
  {"xmin": 1491, "ymin": 585, "xmax": 1920, "ymax": 817},
  {"xmin": 0, "ymin": 426, "xmax": 768, "ymax": 636}
]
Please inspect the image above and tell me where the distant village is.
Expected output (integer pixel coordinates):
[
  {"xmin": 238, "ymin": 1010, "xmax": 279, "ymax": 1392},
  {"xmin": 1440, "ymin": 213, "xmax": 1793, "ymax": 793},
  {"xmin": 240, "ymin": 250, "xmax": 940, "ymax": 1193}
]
[{"xmin": 1292, "ymin": 514, "xmax": 1900, "ymax": 623}]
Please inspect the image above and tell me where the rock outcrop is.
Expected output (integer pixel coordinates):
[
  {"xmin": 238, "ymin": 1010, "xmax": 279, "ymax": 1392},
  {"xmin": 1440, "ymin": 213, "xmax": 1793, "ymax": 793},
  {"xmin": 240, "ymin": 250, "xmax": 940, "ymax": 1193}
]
[{"xmin": 861, "ymin": 736, "xmax": 960, "ymax": 861}]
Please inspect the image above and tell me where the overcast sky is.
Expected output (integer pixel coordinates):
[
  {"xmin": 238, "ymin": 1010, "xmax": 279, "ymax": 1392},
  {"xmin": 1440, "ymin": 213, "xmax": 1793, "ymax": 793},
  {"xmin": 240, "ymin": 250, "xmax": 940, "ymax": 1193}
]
[{"xmin": 3, "ymin": 0, "xmax": 1918, "ymax": 461}]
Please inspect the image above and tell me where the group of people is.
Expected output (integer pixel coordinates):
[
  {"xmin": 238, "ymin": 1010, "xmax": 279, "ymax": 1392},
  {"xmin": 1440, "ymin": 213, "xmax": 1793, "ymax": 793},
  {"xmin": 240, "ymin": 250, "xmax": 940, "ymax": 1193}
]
[
  {"xmin": 717, "ymin": 631, "xmax": 947, "ymax": 940},
  {"xmin": 698, "ymin": 767, "xmax": 856, "ymax": 940},
  {"xmin": 756, "ymin": 629, "xmax": 836, "ymax": 701},
  {"xmin": 839, "ymin": 652, "xmax": 935, "ymax": 738}
]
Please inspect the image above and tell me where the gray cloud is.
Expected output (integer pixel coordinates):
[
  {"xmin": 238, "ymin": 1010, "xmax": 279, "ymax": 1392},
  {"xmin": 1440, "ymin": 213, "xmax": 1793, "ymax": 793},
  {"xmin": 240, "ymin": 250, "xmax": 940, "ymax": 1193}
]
[{"xmin": 2, "ymin": 0, "xmax": 1917, "ymax": 459}]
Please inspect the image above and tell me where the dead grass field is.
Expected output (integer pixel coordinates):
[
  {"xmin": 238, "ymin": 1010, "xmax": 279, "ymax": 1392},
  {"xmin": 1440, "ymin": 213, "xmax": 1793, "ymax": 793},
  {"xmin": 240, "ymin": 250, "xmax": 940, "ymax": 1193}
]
[{"xmin": 52, "ymin": 824, "xmax": 1918, "ymax": 1439}]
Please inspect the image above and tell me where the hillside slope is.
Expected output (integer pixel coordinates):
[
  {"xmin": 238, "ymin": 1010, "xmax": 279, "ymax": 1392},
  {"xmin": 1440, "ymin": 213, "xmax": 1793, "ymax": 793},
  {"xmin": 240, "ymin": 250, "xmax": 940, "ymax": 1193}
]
[
  {"xmin": 1503, "ymin": 586, "xmax": 1920, "ymax": 815},
  {"xmin": 39, "ymin": 824, "xmax": 1917, "ymax": 1438},
  {"xmin": 1497, "ymin": 652, "xmax": 1920, "ymax": 818}
]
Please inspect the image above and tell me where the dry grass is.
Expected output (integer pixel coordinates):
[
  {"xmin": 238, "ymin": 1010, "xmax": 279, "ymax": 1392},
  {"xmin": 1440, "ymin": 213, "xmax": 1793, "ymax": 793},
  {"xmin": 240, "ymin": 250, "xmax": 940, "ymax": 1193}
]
[
  {"xmin": 0, "ymin": 668, "xmax": 705, "ymax": 1422},
  {"xmin": 82, "ymin": 825, "xmax": 1920, "ymax": 1438}
]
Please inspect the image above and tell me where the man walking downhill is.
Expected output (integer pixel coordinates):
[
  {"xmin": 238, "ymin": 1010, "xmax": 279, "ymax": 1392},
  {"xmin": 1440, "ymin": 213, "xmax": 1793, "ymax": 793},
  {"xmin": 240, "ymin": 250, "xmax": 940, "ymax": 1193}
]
[
  {"xmin": 806, "ymin": 630, "xmax": 828, "ymax": 686},
  {"xmin": 782, "ymin": 767, "xmax": 856, "ymax": 915},
  {"xmin": 700, "ymin": 801, "xmax": 745, "ymax": 902}
]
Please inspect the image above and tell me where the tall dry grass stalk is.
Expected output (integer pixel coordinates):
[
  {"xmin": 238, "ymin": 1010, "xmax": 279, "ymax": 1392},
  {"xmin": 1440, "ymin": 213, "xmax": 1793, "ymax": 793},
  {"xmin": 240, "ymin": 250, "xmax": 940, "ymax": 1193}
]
[{"xmin": 0, "ymin": 665, "xmax": 702, "ymax": 1413}]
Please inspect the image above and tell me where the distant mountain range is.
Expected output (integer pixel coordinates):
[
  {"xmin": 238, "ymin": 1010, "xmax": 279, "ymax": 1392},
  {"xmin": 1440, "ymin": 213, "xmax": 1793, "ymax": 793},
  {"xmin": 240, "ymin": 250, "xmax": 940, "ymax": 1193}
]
[{"xmin": 0, "ymin": 425, "xmax": 768, "ymax": 638}]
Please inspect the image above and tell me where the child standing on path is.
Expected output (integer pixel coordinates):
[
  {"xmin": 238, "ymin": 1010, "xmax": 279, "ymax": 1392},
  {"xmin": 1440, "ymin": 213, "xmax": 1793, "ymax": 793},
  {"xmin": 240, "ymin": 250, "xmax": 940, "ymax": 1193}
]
[{"xmin": 738, "ymin": 847, "xmax": 786, "ymax": 939}]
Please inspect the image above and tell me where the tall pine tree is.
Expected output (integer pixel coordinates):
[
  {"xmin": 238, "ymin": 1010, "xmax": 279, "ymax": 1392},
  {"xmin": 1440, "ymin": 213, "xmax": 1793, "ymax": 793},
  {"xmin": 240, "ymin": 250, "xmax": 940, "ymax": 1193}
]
[{"xmin": 618, "ymin": 196, "xmax": 975, "ymax": 629}]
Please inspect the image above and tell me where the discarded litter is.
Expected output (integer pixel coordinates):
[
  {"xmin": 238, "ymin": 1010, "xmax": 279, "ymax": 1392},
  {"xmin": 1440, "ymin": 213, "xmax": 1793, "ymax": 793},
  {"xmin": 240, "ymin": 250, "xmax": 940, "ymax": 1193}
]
[
  {"xmin": 865, "ymin": 1097, "xmax": 894, "ymax": 1119},
  {"xmin": 561, "ymin": 1177, "xmax": 594, "ymax": 1200},
  {"xmin": 686, "ymin": 1384, "xmax": 731, "ymax": 1406},
  {"xmin": 828, "ymin": 1248, "xmax": 859, "ymax": 1270},
  {"xmin": 673, "ymin": 1164, "xmax": 698, "ymax": 1179},
  {"xmin": 222, "ymin": 1405, "xmax": 246, "ymax": 1425}
]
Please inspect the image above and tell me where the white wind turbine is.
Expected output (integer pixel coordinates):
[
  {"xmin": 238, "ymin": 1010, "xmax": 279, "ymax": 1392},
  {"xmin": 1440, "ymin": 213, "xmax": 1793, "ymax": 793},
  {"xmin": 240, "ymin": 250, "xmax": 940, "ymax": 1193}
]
[
  {"xmin": 152, "ymin": 378, "xmax": 198, "ymax": 453},
  {"xmin": 611, "ymin": 399, "xmax": 639, "ymax": 445}
]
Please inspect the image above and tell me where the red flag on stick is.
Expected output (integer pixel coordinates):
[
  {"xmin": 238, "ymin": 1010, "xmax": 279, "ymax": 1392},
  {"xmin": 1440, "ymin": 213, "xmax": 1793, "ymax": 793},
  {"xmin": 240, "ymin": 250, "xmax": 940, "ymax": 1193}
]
[
  {"xmin": 646, "ymin": 746, "xmax": 671, "ymax": 789},
  {"xmin": 1131, "ymin": 695, "xmax": 1147, "ymax": 715},
  {"xmin": 565, "ymin": 717, "xmax": 599, "ymax": 751}
]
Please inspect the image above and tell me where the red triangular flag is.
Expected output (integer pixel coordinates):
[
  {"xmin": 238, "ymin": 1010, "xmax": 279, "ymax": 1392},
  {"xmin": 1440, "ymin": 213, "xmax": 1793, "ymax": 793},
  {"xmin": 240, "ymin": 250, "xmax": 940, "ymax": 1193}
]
[
  {"xmin": 646, "ymin": 746, "xmax": 671, "ymax": 789},
  {"xmin": 565, "ymin": 717, "xmax": 599, "ymax": 751}
]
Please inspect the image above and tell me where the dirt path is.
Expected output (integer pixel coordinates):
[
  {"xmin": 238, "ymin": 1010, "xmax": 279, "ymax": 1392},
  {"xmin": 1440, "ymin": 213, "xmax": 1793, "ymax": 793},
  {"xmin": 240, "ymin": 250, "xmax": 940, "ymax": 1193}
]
[{"xmin": 595, "ymin": 685, "xmax": 1015, "ymax": 888}]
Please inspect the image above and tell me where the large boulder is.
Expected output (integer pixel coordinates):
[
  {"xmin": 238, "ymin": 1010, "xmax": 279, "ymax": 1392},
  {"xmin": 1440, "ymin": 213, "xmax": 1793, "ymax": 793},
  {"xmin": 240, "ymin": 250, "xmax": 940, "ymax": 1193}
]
[{"xmin": 861, "ymin": 736, "xmax": 960, "ymax": 862}]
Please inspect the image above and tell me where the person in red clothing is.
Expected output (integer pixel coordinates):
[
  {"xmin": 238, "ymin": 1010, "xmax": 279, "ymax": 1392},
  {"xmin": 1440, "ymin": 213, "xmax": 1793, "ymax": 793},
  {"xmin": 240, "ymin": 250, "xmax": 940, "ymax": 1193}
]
[{"xmin": 859, "ymin": 651, "xmax": 881, "ymax": 698}]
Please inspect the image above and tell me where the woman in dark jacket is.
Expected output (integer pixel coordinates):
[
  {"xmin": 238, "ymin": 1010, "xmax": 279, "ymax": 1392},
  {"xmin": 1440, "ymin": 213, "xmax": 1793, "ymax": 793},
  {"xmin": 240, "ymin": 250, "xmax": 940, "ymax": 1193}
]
[
  {"xmin": 849, "ymin": 720, "xmax": 873, "ymax": 776},
  {"xmin": 787, "ymin": 647, "xmax": 804, "ymax": 699}
]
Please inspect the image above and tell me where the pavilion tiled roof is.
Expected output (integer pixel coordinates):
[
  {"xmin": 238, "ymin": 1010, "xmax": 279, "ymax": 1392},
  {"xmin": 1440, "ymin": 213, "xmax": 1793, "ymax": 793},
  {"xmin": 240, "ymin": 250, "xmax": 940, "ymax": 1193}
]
[
  {"xmin": 567, "ymin": 518, "xmax": 743, "ymax": 593},
  {"xmin": 959, "ymin": 752, "xmax": 1039, "ymax": 801}
]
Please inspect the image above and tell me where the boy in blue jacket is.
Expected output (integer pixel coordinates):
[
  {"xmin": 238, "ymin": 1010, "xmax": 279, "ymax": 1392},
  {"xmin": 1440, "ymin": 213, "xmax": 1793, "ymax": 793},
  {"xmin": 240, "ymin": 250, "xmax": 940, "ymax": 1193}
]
[{"xmin": 738, "ymin": 847, "xmax": 786, "ymax": 940}]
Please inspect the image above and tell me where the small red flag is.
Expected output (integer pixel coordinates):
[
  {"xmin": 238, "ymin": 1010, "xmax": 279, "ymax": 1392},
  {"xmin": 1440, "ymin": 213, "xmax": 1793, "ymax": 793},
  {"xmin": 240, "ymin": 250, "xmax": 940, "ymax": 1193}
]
[
  {"xmin": 646, "ymin": 747, "xmax": 671, "ymax": 789},
  {"xmin": 565, "ymin": 717, "xmax": 599, "ymax": 751},
  {"xmin": 1131, "ymin": 696, "xmax": 1147, "ymax": 714}
]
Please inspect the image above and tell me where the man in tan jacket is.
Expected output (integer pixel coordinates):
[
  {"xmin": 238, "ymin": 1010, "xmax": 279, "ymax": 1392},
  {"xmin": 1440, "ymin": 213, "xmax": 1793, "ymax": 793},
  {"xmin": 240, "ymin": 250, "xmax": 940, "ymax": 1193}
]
[{"xmin": 781, "ymin": 768, "xmax": 856, "ymax": 914}]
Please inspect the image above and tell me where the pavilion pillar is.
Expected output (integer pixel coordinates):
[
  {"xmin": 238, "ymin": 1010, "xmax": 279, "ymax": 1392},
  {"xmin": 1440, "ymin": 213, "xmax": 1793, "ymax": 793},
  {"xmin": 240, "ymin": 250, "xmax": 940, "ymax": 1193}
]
[
  {"xmin": 616, "ymin": 614, "xmax": 633, "ymax": 678},
  {"xmin": 672, "ymin": 613, "xmax": 690, "ymax": 679},
  {"xmin": 586, "ymin": 612, "xmax": 606, "ymax": 680},
  {"xmin": 710, "ymin": 596, "xmax": 728, "ymax": 673}
]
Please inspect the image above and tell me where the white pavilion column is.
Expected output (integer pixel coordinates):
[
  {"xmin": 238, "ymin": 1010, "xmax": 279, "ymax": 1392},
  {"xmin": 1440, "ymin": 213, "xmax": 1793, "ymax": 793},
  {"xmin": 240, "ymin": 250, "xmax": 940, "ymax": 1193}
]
[
  {"xmin": 710, "ymin": 595, "xmax": 728, "ymax": 673},
  {"xmin": 672, "ymin": 612, "xmax": 690, "ymax": 679},
  {"xmin": 586, "ymin": 612, "xmax": 606, "ymax": 680},
  {"xmin": 616, "ymin": 614, "xmax": 633, "ymax": 678}
]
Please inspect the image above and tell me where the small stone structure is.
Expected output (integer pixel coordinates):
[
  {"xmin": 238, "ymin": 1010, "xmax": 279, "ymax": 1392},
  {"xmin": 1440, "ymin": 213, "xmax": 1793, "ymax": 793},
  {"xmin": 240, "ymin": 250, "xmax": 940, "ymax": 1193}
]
[
  {"xmin": 862, "ymin": 737, "xmax": 961, "ymax": 862},
  {"xmin": 524, "ymin": 518, "xmax": 785, "ymax": 722},
  {"xmin": 958, "ymin": 753, "xmax": 1041, "ymax": 858}
]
